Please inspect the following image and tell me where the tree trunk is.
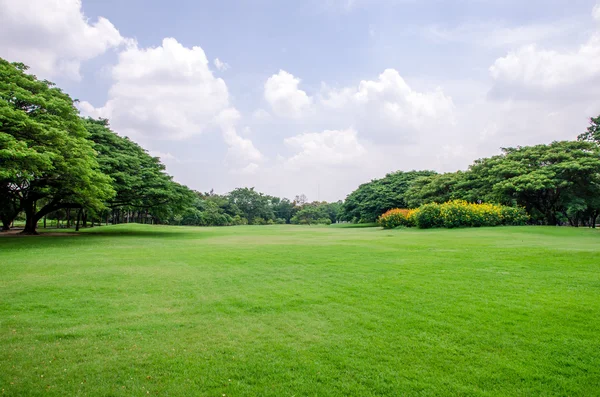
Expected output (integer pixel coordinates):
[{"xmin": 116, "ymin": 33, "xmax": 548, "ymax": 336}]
[
  {"xmin": 43, "ymin": 216, "xmax": 47, "ymax": 229},
  {"xmin": 21, "ymin": 199, "xmax": 38, "ymax": 235},
  {"xmin": 1, "ymin": 202, "xmax": 21, "ymax": 232},
  {"xmin": 82, "ymin": 210, "xmax": 87, "ymax": 228},
  {"xmin": 75, "ymin": 208, "xmax": 82, "ymax": 232},
  {"xmin": 66, "ymin": 208, "xmax": 71, "ymax": 229}
]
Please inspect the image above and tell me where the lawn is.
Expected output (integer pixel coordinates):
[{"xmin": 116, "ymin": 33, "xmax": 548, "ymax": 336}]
[{"xmin": 1, "ymin": 225, "xmax": 599, "ymax": 396}]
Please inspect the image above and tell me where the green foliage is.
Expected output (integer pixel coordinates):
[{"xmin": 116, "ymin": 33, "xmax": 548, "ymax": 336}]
[
  {"xmin": 0, "ymin": 58, "xmax": 114, "ymax": 233},
  {"xmin": 341, "ymin": 170, "xmax": 436, "ymax": 223},
  {"xmin": 378, "ymin": 209, "xmax": 417, "ymax": 229},
  {"xmin": 228, "ymin": 187, "xmax": 275, "ymax": 224},
  {"xmin": 291, "ymin": 205, "xmax": 329, "ymax": 225},
  {"xmin": 405, "ymin": 172, "xmax": 465, "ymax": 208},
  {"xmin": 371, "ymin": 139, "xmax": 600, "ymax": 228},
  {"xmin": 85, "ymin": 118, "xmax": 195, "ymax": 219},
  {"xmin": 410, "ymin": 201, "xmax": 528, "ymax": 229},
  {"xmin": 414, "ymin": 203, "xmax": 444, "ymax": 229},
  {"xmin": 578, "ymin": 114, "xmax": 600, "ymax": 144}
]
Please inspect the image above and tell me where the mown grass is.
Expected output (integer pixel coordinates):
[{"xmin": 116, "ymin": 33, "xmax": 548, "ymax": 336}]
[{"xmin": 1, "ymin": 224, "xmax": 599, "ymax": 396}]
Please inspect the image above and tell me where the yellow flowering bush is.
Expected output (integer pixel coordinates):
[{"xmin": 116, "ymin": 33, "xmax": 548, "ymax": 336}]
[
  {"xmin": 379, "ymin": 201, "xmax": 528, "ymax": 229},
  {"xmin": 378, "ymin": 208, "xmax": 417, "ymax": 229}
]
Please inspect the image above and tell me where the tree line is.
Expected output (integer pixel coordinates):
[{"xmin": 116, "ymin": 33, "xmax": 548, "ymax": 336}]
[
  {"xmin": 341, "ymin": 125, "xmax": 600, "ymax": 227},
  {"xmin": 0, "ymin": 59, "xmax": 341, "ymax": 233},
  {"xmin": 173, "ymin": 189, "xmax": 341, "ymax": 226},
  {"xmin": 3, "ymin": 58, "xmax": 600, "ymax": 232}
]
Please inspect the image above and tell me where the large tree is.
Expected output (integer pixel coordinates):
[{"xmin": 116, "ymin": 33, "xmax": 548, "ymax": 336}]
[
  {"xmin": 0, "ymin": 59, "xmax": 114, "ymax": 234},
  {"xmin": 85, "ymin": 118, "xmax": 195, "ymax": 223},
  {"xmin": 341, "ymin": 170, "xmax": 436, "ymax": 222},
  {"xmin": 467, "ymin": 141, "xmax": 600, "ymax": 225}
]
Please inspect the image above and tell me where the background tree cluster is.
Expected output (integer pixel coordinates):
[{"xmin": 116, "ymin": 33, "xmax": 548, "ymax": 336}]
[
  {"xmin": 174, "ymin": 188, "xmax": 342, "ymax": 226},
  {"xmin": 341, "ymin": 125, "xmax": 600, "ymax": 227}
]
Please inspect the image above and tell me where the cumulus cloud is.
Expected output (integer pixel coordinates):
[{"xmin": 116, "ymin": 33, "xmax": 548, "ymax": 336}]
[
  {"xmin": 214, "ymin": 58, "xmax": 230, "ymax": 71},
  {"xmin": 80, "ymin": 38, "xmax": 230, "ymax": 140},
  {"xmin": 0, "ymin": 0, "xmax": 129, "ymax": 80},
  {"xmin": 264, "ymin": 70, "xmax": 313, "ymax": 118},
  {"xmin": 217, "ymin": 108, "xmax": 264, "ymax": 169},
  {"xmin": 318, "ymin": 69, "xmax": 455, "ymax": 141},
  {"xmin": 252, "ymin": 108, "xmax": 272, "ymax": 121},
  {"xmin": 80, "ymin": 37, "xmax": 263, "ymax": 174},
  {"xmin": 284, "ymin": 128, "xmax": 366, "ymax": 169},
  {"xmin": 234, "ymin": 163, "xmax": 260, "ymax": 175},
  {"xmin": 489, "ymin": 4, "xmax": 600, "ymax": 99}
]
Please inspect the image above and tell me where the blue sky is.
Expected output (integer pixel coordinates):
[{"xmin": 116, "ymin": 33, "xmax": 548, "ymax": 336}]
[{"xmin": 2, "ymin": 0, "xmax": 600, "ymax": 200}]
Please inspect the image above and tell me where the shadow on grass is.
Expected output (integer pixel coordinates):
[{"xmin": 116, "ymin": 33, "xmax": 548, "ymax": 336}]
[
  {"xmin": 330, "ymin": 223, "xmax": 380, "ymax": 229},
  {"xmin": 0, "ymin": 225, "xmax": 216, "ymax": 252},
  {"xmin": 79, "ymin": 224, "xmax": 212, "ymax": 239}
]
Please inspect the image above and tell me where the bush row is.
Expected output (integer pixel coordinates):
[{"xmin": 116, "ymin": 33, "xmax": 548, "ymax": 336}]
[{"xmin": 378, "ymin": 200, "xmax": 529, "ymax": 229}]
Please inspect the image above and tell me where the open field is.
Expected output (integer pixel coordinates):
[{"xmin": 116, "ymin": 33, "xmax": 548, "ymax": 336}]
[{"xmin": 1, "ymin": 225, "xmax": 599, "ymax": 396}]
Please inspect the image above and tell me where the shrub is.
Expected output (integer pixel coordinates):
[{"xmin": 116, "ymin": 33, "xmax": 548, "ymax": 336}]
[
  {"xmin": 414, "ymin": 203, "xmax": 444, "ymax": 229},
  {"xmin": 231, "ymin": 215, "xmax": 248, "ymax": 225},
  {"xmin": 500, "ymin": 206, "xmax": 529, "ymax": 225},
  {"xmin": 378, "ymin": 209, "xmax": 416, "ymax": 229},
  {"xmin": 380, "ymin": 201, "xmax": 529, "ymax": 229}
]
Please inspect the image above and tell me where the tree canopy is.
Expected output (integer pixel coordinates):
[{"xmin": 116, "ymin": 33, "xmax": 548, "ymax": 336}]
[
  {"xmin": 0, "ymin": 59, "xmax": 114, "ymax": 233},
  {"xmin": 340, "ymin": 170, "xmax": 436, "ymax": 222}
]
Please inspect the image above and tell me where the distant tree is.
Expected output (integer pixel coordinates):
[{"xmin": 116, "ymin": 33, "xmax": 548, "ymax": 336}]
[
  {"xmin": 321, "ymin": 201, "xmax": 342, "ymax": 223},
  {"xmin": 294, "ymin": 194, "xmax": 308, "ymax": 206},
  {"xmin": 271, "ymin": 197, "xmax": 296, "ymax": 223},
  {"xmin": 228, "ymin": 187, "xmax": 275, "ymax": 223},
  {"xmin": 291, "ymin": 205, "xmax": 328, "ymax": 225}
]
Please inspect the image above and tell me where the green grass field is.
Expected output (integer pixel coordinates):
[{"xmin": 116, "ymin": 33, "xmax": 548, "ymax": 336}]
[{"xmin": 1, "ymin": 225, "xmax": 599, "ymax": 396}]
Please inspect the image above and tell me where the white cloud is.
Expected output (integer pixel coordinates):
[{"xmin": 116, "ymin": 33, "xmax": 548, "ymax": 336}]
[
  {"xmin": 489, "ymin": 4, "xmax": 600, "ymax": 97},
  {"xmin": 80, "ymin": 37, "xmax": 263, "ymax": 174},
  {"xmin": 284, "ymin": 128, "xmax": 366, "ymax": 169},
  {"xmin": 319, "ymin": 69, "xmax": 455, "ymax": 139},
  {"xmin": 264, "ymin": 70, "xmax": 313, "ymax": 118},
  {"xmin": 422, "ymin": 20, "xmax": 578, "ymax": 49},
  {"xmin": 0, "ymin": 0, "xmax": 129, "ymax": 80},
  {"xmin": 252, "ymin": 108, "xmax": 272, "ymax": 121},
  {"xmin": 235, "ymin": 163, "xmax": 260, "ymax": 175},
  {"xmin": 594, "ymin": 3, "xmax": 600, "ymax": 22},
  {"xmin": 214, "ymin": 58, "xmax": 230, "ymax": 71},
  {"xmin": 80, "ymin": 38, "xmax": 230, "ymax": 140},
  {"xmin": 217, "ymin": 108, "xmax": 264, "ymax": 168}
]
